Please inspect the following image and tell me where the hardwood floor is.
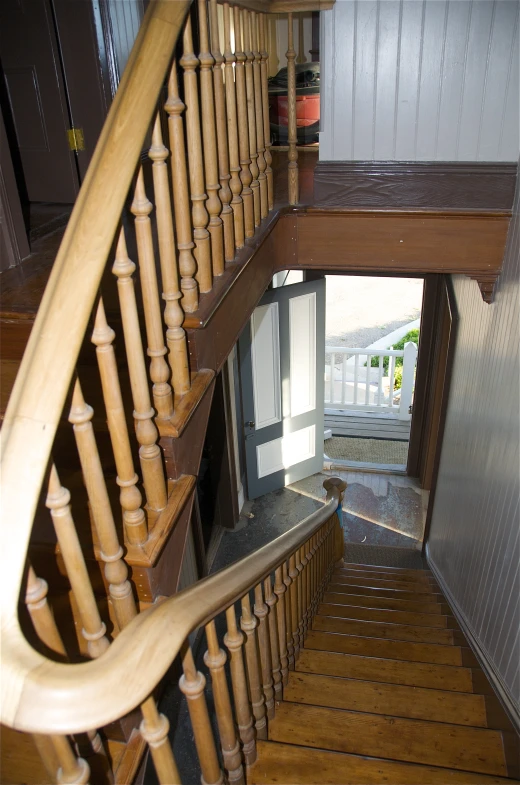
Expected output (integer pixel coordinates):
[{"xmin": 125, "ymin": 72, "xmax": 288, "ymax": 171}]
[{"xmin": 248, "ymin": 561, "xmax": 520, "ymax": 784}]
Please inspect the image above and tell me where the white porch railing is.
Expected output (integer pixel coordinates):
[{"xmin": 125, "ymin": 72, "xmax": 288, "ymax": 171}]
[{"xmin": 324, "ymin": 343, "xmax": 418, "ymax": 421}]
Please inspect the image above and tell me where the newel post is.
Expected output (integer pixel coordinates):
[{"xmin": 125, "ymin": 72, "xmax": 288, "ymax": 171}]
[{"xmin": 323, "ymin": 477, "xmax": 347, "ymax": 564}]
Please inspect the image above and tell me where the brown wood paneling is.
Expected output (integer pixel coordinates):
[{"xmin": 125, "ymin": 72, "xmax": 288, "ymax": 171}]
[{"xmin": 314, "ymin": 161, "xmax": 517, "ymax": 211}]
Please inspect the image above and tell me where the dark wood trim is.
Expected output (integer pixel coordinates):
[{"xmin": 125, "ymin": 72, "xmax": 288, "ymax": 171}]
[{"xmin": 314, "ymin": 160, "xmax": 517, "ymax": 212}]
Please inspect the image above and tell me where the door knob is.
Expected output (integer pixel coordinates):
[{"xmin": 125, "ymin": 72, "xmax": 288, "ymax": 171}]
[{"xmin": 245, "ymin": 420, "xmax": 255, "ymax": 428}]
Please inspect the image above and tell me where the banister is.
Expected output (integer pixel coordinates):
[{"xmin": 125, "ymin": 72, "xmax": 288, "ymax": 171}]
[
  {"xmin": 0, "ymin": 0, "xmax": 192, "ymax": 701},
  {"xmin": 1, "ymin": 483, "xmax": 341, "ymax": 735}
]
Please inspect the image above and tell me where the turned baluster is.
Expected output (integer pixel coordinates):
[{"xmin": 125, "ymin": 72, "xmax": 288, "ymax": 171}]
[
  {"xmin": 300, "ymin": 542, "xmax": 310, "ymax": 640},
  {"xmin": 264, "ymin": 575, "xmax": 282, "ymax": 700},
  {"xmin": 46, "ymin": 464, "xmax": 109, "ymax": 659},
  {"xmin": 253, "ymin": 583, "xmax": 275, "ymax": 718},
  {"xmin": 53, "ymin": 735, "xmax": 90, "ymax": 785},
  {"xmin": 209, "ymin": 0, "xmax": 235, "ymax": 262},
  {"xmin": 233, "ymin": 5, "xmax": 254, "ymax": 238},
  {"xmin": 240, "ymin": 593, "xmax": 267, "ymax": 739},
  {"xmin": 242, "ymin": 10, "xmax": 260, "ymax": 226},
  {"xmin": 205, "ymin": 620, "xmax": 245, "ymax": 785},
  {"xmin": 259, "ymin": 15, "xmax": 273, "ymax": 210},
  {"xmin": 198, "ymin": 0, "xmax": 224, "ymax": 277},
  {"xmin": 179, "ymin": 645, "xmax": 224, "ymax": 785},
  {"xmin": 304, "ymin": 536, "xmax": 313, "ymax": 636},
  {"xmin": 286, "ymin": 12, "xmax": 299, "ymax": 205},
  {"xmin": 92, "ymin": 300, "xmax": 147, "ymax": 546},
  {"xmin": 182, "ymin": 16, "xmax": 212, "ymax": 293},
  {"xmin": 69, "ymin": 378, "xmax": 138, "ymax": 630},
  {"xmin": 113, "ymin": 229, "xmax": 167, "ymax": 513},
  {"xmin": 295, "ymin": 546, "xmax": 305, "ymax": 650},
  {"xmin": 224, "ymin": 606, "xmax": 257, "ymax": 765},
  {"xmin": 283, "ymin": 560, "xmax": 295, "ymax": 670},
  {"xmin": 223, "ymin": 3, "xmax": 244, "ymax": 249},
  {"xmin": 131, "ymin": 168, "xmax": 174, "ymax": 421},
  {"xmin": 149, "ymin": 115, "xmax": 191, "ymax": 396},
  {"xmin": 140, "ymin": 697, "xmax": 180, "ymax": 785},
  {"xmin": 288, "ymin": 553, "xmax": 300, "ymax": 661},
  {"xmin": 251, "ymin": 12, "xmax": 267, "ymax": 219},
  {"xmin": 165, "ymin": 62, "xmax": 198, "ymax": 313},
  {"xmin": 273, "ymin": 566, "xmax": 288, "ymax": 685}
]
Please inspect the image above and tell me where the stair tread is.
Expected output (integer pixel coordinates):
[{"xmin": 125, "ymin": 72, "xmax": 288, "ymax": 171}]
[
  {"xmin": 331, "ymin": 575, "xmax": 442, "ymax": 595},
  {"xmin": 336, "ymin": 566, "xmax": 437, "ymax": 586},
  {"xmin": 284, "ymin": 671, "xmax": 487, "ymax": 726},
  {"xmin": 296, "ymin": 648, "xmax": 474, "ymax": 692},
  {"xmin": 319, "ymin": 601, "xmax": 451, "ymax": 629},
  {"xmin": 305, "ymin": 629, "xmax": 463, "ymax": 666},
  {"xmin": 343, "ymin": 562, "xmax": 433, "ymax": 578},
  {"xmin": 313, "ymin": 613, "xmax": 454, "ymax": 645},
  {"xmin": 329, "ymin": 579, "xmax": 442, "ymax": 600},
  {"xmin": 268, "ymin": 702, "xmax": 507, "ymax": 776},
  {"xmin": 249, "ymin": 741, "xmax": 517, "ymax": 785},
  {"xmin": 325, "ymin": 590, "xmax": 448, "ymax": 615}
]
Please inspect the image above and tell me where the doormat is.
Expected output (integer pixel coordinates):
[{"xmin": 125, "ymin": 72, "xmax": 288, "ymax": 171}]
[
  {"xmin": 344, "ymin": 543, "xmax": 425, "ymax": 569},
  {"xmin": 325, "ymin": 436, "xmax": 408, "ymax": 465}
]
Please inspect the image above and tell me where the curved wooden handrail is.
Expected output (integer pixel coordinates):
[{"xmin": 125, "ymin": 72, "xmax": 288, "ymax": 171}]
[
  {"xmin": 1, "ymin": 485, "xmax": 340, "ymax": 734},
  {"xmin": 0, "ymin": 0, "xmax": 193, "ymax": 727}
]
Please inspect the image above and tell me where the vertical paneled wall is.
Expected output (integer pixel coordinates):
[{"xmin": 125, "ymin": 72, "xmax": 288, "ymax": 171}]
[
  {"xmin": 107, "ymin": 0, "xmax": 144, "ymax": 82},
  {"xmin": 427, "ymin": 173, "xmax": 519, "ymax": 719},
  {"xmin": 320, "ymin": 0, "xmax": 519, "ymax": 161}
]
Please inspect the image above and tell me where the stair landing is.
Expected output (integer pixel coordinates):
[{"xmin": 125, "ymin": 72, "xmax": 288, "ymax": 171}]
[{"xmin": 248, "ymin": 561, "xmax": 519, "ymax": 785}]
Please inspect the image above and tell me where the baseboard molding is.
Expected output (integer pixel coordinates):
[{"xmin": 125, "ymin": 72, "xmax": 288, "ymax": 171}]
[
  {"xmin": 314, "ymin": 160, "xmax": 517, "ymax": 211},
  {"xmin": 426, "ymin": 544, "xmax": 520, "ymax": 734}
]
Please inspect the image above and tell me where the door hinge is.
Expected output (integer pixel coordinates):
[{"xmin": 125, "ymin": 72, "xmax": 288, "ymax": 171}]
[{"xmin": 67, "ymin": 127, "xmax": 85, "ymax": 152}]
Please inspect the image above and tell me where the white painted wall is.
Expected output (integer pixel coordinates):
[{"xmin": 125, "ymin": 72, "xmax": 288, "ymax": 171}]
[{"xmin": 319, "ymin": 0, "xmax": 519, "ymax": 161}]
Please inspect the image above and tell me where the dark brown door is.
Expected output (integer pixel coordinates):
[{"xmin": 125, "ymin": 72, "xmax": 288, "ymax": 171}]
[{"xmin": 0, "ymin": 0, "xmax": 80, "ymax": 202}]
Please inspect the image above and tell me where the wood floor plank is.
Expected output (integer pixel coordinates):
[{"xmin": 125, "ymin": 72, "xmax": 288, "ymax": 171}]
[
  {"xmin": 305, "ymin": 630, "xmax": 463, "ymax": 665},
  {"xmin": 324, "ymin": 590, "xmax": 448, "ymax": 615},
  {"xmin": 313, "ymin": 614, "xmax": 454, "ymax": 645},
  {"xmin": 331, "ymin": 575, "xmax": 443, "ymax": 596},
  {"xmin": 269, "ymin": 703, "xmax": 507, "ymax": 776},
  {"xmin": 336, "ymin": 566, "xmax": 437, "ymax": 586},
  {"xmin": 318, "ymin": 601, "xmax": 449, "ymax": 629},
  {"xmin": 249, "ymin": 741, "xmax": 517, "ymax": 785},
  {"xmin": 297, "ymin": 649, "xmax": 474, "ymax": 692},
  {"xmin": 284, "ymin": 671, "xmax": 487, "ymax": 726}
]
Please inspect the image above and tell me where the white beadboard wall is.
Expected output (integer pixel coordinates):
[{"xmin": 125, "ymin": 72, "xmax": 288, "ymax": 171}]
[
  {"xmin": 107, "ymin": 0, "xmax": 144, "ymax": 81},
  {"xmin": 427, "ymin": 172, "xmax": 520, "ymax": 719},
  {"xmin": 319, "ymin": 0, "xmax": 519, "ymax": 161}
]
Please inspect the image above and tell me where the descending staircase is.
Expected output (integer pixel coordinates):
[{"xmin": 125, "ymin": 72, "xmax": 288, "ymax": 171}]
[{"xmin": 248, "ymin": 561, "xmax": 520, "ymax": 785}]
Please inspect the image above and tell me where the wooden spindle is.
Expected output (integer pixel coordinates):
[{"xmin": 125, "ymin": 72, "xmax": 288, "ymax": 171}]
[
  {"xmin": 53, "ymin": 735, "xmax": 90, "ymax": 785},
  {"xmin": 179, "ymin": 645, "xmax": 224, "ymax": 785},
  {"xmin": 286, "ymin": 12, "xmax": 299, "ymax": 205},
  {"xmin": 140, "ymin": 697, "xmax": 180, "ymax": 785},
  {"xmin": 240, "ymin": 593, "xmax": 267, "ymax": 739},
  {"xmin": 273, "ymin": 566, "xmax": 288, "ymax": 685},
  {"xmin": 204, "ymin": 621, "xmax": 245, "ymax": 785},
  {"xmin": 253, "ymin": 583, "xmax": 275, "ymax": 719},
  {"xmin": 251, "ymin": 12, "xmax": 268, "ymax": 219},
  {"xmin": 233, "ymin": 5, "xmax": 254, "ymax": 238},
  {"xmin": 296, "ymin": 546, "xmax": 305, "ymax": 650},
  {"xmin": 259, "ymin": 14, "xmax": 274, "ymax": 210},
  {"xmin": 92, "ymin": 300, "xmax": 148, "ymax": 546},
  {"xmin": 303, "ymin": 536, "xmax": 313, "ymax": 637},
  {"xmin": 288, "ymin": 553, "xmax": 300, "ymax": 662},
  {"xmin": 165, "ymin": 62, "xmax": 199, "ymax": 313},
  {"xmin": 113, "ymin": 229, "xmax": 167, "ymax": 513},
  {"xmin": 242, "ymin": 10, "xmax": 260, "ymax": 226},
  {"xmin": 149, "ymin": 115, "xmax": 191, "ymax": 397},
  {"xmin": 264, "ymin": 575, "xmax": 282, "ymax": 700},
  {"xmin": 198, "ymin": 0, "xmax": 225, "ymax": 277},
  {"xmin": 209, "ymin": 0, "xmax": 235, "ymax": 262},
  {"xmin": 223, "ymin": 3, "xmax": 245, "ymax": 249},
  {"xmin": 46, "ymin": 465, "xmax": 110, "ymax": 659},
  {"xmin": 26, "ymin": 565, "xmax": 67, "ymax": 655},
  {"xmin": 283, "ymin": 560, "xmax": 295, "ymax": 670},
  {"xmin": 182, "ymin": 16, "xmax": 213, "ymax": 293},
  {"xmin": 224, "ymin": 606, "xmax": 257, "ymax": 765},
  {"xmin": 131, "ymin": 168, "xmax": 174, "ymax": 421},
  {"xmin": 69, "ymin": 377, "xmax": 138, "ymax": 630}
]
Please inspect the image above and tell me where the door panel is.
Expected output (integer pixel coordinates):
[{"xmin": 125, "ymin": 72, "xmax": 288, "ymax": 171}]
[
  {"xmin": 0, "ymin": 0, "xmax": 79, "ymax": 202},
  {"xmin": 239, "ymin": 279, "xmax": 325, "ymax": 500}
]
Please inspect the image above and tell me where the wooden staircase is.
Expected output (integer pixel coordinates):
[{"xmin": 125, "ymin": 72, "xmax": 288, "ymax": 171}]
[{"xmin": 248, "ymin": 562, "xmax": 520, "ymax": 785}]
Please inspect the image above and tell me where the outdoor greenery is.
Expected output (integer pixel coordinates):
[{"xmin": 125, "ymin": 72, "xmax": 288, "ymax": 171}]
[{"xmin": 368, "ymin": 328, "xmax": 420, "ymax": 389}]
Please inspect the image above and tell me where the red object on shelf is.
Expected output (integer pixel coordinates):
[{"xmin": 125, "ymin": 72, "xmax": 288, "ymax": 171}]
[{"xmin": 269, "ymin": 94, "xmax": 320, "ymax": 128}]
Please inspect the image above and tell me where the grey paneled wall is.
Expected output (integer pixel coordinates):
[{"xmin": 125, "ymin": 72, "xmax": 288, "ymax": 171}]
[
  {"xmin": 107, "ymin": 0, "xmax": 144, "ymax": 82},
  {"xmin": 427, "ymin": 172, "xmax": 519, "ymax": 719},
  {"xmin": 319, "ymin": 0, "xmax": 519, "ymax": 161}
]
